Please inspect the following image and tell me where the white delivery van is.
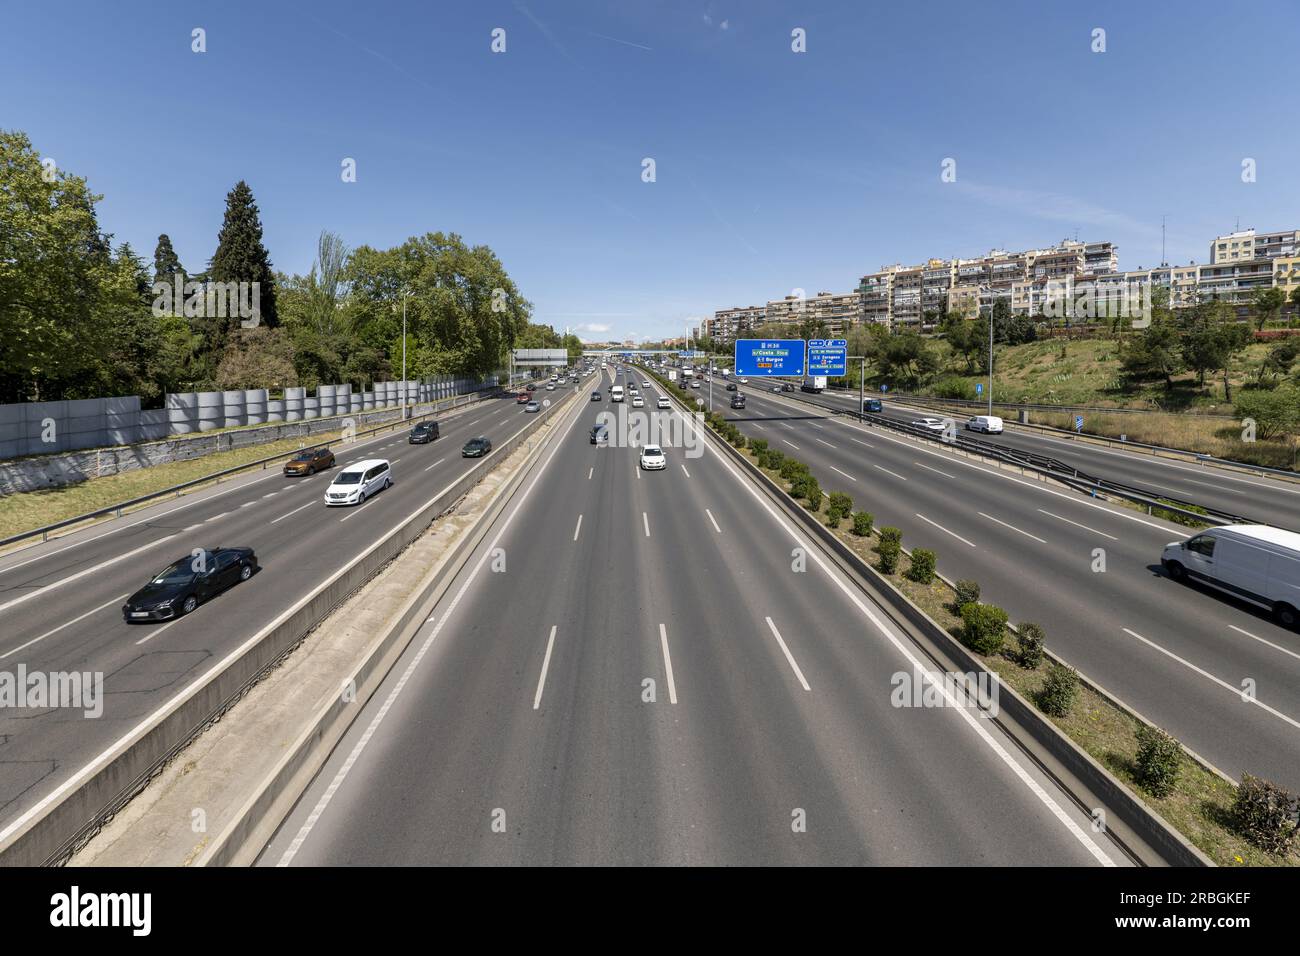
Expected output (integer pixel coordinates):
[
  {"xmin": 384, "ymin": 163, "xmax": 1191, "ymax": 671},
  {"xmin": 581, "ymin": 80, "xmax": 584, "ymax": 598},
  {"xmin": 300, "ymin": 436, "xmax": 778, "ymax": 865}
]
[
  {"xmin": 610, "ymin": 385, "xmax": 625, "ymax": 403},
  {"xmin": 966, "ymin": 415, "xmax": 1004, "ymax": 434},
  {"xmin": 324, "ymin": 458, "xmax": 392, "ymax": 506},
  {"xmin": 1162, "ymin": 525, "xmax": 1300, "ymax": 627}
]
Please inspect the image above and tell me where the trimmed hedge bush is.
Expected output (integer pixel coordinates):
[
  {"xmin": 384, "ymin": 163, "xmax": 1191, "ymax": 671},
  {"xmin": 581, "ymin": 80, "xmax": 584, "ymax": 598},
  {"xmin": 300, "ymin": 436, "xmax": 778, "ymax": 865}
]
[
  {"xmin": 750, "ymin": 437, "xmax": 768, "ymax": 455},
  {"xmin": 1232, "ymin": 774, "xmax": 1298, "ymax": 854},
  {"xmin": 1134, "ymin": 725, "xmax": 1182, "ymax": 799},
  {"xmin": 877, "ymin": 526, "xmax": 902, "ymax": 550},
  {"xmin": 803, "ymin": 476, "xmax": 821, "ymax": 511},
  {"xmin": 828, "ymin": 492, "xmax": 853, "ymax": 516},
  {"xmin": 960, "ymin": 602, "xmax": 1008, "ymax": 655},
  {"xmin": 953, "ymin": 579, "xmax": 981, "ymax": 609},
  {"xmin": 907, "ymin": 548, "xmax": 936, "ymax": 584},
  {"xmin": 877, "ymin": 539, "xmax": 901, "ymax": 574},
  {"xmin": 1037, "ymin": 663, "xmax": 1079, "ymax": 717},
  {"xmin": 851, "ymin": 511, "xmax": 874, "ymax": 536},
  {"xmin": 780, "ymin": 458, "xmax": 809, "ymax": 482},
  {"xmin": 765, "ymin": 448, "xmax": 785, "ymax": 471},
  {"xmin": 1015, "ymin": 621, "xmax": 1046, "ymax": 669}
]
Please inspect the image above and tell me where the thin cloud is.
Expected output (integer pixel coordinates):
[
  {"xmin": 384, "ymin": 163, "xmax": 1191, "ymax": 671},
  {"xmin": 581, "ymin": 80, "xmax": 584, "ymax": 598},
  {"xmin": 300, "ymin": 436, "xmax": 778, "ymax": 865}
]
[
  {"xmin": 514, "ymin": 2, "xmax": 582, "ymax": 68},
  {"xmin": 953, "ymin": 180, "xmax": 1161, "ymax": 239},
  {"xmin": 587, "ymin": 31, "xmax": 652, "ymax": 52}
]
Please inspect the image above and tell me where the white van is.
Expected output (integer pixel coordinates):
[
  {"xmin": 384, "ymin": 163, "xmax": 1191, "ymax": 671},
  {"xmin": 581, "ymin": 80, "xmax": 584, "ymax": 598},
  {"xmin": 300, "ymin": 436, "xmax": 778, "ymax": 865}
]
[
  {"xmin": 965, "ymin": 415, "xmax": 1004, "ymax": 434},
  {"xmin": 611, "ymin": 385, "xmax": 625, "ymax": 403},
  {"xmin": 324, "ymin": 458, "xmax": 392, "ymax": 506},
  {"xmin": 1162, "ymin": 525, "xmax": 1300, "ymax": 627}
]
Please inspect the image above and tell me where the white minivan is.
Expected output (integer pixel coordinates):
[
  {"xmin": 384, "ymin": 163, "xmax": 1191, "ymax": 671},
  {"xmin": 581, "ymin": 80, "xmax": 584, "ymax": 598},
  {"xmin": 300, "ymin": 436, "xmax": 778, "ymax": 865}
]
[
  {"xmin": 324, "ymin": 458, "xmax": 392, "ymax": 506},
  {"xmin": 1162, "ymin": 525, "xmax": 1300, "ymax": 627},
  {"xmin": 611, "ymin": 385, "xmax": 625, "ymax": 403},
  {"xmin": 966, "ymin": 415, "xmax": 1004, "ymax": 434}
]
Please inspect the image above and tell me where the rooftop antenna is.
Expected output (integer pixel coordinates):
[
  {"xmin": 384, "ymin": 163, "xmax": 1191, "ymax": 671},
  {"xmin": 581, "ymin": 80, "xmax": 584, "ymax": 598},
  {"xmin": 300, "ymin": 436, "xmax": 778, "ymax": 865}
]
[{"xmin": 1161, "ymin": 215, "xmax": 1167, "ymax": 267}]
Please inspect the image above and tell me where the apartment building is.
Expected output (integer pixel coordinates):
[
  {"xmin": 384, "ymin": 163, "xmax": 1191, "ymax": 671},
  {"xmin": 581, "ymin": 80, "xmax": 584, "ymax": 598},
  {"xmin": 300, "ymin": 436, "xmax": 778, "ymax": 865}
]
[
  {"xmin": 707, "ymin": 304, "xmax": 767, "ymax": 340},
  {"xmin": 1210, "ymin": 228, "xmax": 1300, "ymax": 264},
  {"xmin": 764, "ymin": 290, "xmax": 863, "ymax": 335}
]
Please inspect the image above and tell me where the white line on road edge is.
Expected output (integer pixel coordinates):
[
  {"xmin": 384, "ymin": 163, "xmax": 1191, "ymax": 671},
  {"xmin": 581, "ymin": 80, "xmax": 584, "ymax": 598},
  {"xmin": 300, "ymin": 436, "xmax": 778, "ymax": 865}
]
[
  {"xmin": 765, "ymin": 617, "xmax": 811, "ymax": 691},
  {"xmin": 533, "ymin": 625, "xmax": 558, "ymax": 710},
  {"xmin": 573, "ymin": 514, "xmax": 583, "ymax": 542},
  {"xmin": 134, "ymin": 617, "xmax": 182, "ymax": 646},
  {"xmin": 271, "ymin": 501, "xmax": 316, "ymax": 525},
  {"xmin": 873, "ymin": 464, "xmax": 907, "ymax": 481},
  {"xmin": 1, "ymin": 594, "xmax": 129, "ymax": 660},
  {"xmin": 1036, "ymin": 509, "xmax": 1117, "ymax": 540},
  {"xmin": 915, "ymin": 513, "xmax": 976, "ymax": 548},
  {"xmin": 275, "ymin": 387, "xmax": 586, "ymax": 866},
  {"xmin": 680, "ymin": 407, "xmax": 1115, "ymax": 865},
  {"xmin": 706, "ymin": 508, "xmax": 722, "ymax": 533},
  {"xmin": 643, "ymin": 512, "xmax": 650, "ymax": 537},
  {"xmin": 1227, "ymin": 624, "xmax": 1300, "ymax": 663},
  {"xmin": 1121, "ymin": 628, "xmax": 1300, "ymax": 731},
  {"xmin": 659, "ymin": 623, "xmax": 677, "ymax": 704},
  {"xmin": 830, "ymin": 466, "xmax": 857, "ymax": 482},
  {"xmin": 978, "ymin": 511, "xmax": 1047, "ymax": 544}
]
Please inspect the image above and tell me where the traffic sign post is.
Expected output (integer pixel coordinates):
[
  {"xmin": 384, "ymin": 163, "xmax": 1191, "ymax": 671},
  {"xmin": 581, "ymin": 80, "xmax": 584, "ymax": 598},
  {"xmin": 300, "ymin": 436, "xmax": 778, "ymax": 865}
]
[
  {"xmin": 1074, "ymin": 415, "xmax": 1084, "ymax": 433},
  {"xmin": 806, "ymin": 339, "xmax": 847, "ymax": 377},
  {"xmin": 733, "ymin": 339, "xmax": 806, "ymax": 377}
]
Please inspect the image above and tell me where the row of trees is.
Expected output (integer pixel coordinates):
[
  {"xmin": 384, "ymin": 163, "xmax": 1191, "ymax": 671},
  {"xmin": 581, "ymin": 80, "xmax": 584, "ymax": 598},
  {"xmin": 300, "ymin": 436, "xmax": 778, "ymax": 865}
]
[{"xmin": 0, "ymin": 128, "xmax": 558, "ymax": 405}]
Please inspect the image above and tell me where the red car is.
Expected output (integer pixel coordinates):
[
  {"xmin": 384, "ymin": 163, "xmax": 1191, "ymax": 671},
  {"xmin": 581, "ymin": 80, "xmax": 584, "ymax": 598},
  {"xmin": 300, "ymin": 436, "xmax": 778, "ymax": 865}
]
[{"xmin": 516, "ymin": 392, "xmax": 530, "ymax": 404}]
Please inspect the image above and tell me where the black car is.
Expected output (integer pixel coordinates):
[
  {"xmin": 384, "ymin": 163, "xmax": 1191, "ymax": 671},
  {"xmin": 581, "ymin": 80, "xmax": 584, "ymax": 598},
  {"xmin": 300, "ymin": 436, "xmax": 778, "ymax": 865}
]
[
  {"xmin": 123, "ymin": 547, "xmax": 258, "ymax": 622},
  {"xmin": 462, "ymin": 436, "xmax": 492, "ymax": 458},
  {"xmin": 781, "ymin": 383, "xmax": 795, "ymax": 392},
  {"xmin": 591, "ymin": 391, "xmax": 602, "ymax": 401},
  {"xmin": 730, "ymin": 394, "xmax": 747, "ymax": 409},
  {"xmin": 409, "ymin": 421, "xmax": 439, "ymax": 444},
  {"xmin": 726, "ymin": 382, "xmax": 738, "ymax": 391},
  {"xmin": 863, "ymin": 398, "xmax": 882, "ymax": 413}
]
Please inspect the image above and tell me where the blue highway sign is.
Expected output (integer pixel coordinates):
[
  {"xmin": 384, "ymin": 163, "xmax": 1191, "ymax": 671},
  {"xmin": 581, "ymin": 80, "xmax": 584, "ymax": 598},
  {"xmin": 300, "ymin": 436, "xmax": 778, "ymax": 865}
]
[{"xmin": 734, "ymin": 339, "xmax": 806, "ymax": 377}]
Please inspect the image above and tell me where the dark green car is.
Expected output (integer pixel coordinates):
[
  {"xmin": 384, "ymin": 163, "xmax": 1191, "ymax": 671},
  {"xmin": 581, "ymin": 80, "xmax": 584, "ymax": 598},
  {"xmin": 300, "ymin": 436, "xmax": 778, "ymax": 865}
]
[{"xmin": 462, "ymin": 436, "xmax": 492, "ymax": 458}]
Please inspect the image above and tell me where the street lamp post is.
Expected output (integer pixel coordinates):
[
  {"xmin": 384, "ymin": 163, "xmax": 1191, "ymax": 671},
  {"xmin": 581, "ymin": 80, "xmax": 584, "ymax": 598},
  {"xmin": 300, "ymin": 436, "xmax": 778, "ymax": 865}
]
[{"xmin": 401, "ymin": 288, "xmax": 411, "ymax": 420}]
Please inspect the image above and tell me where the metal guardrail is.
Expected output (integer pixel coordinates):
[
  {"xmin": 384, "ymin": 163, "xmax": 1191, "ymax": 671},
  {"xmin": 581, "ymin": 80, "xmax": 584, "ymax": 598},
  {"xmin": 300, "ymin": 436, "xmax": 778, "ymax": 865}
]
[
  {"xmin": 828, "ymin": 387, "xmax": 1238, "ymax": 419},
  {"xmin": 0, "ymin": 391, "xmax": 497, "ymax": 551}
]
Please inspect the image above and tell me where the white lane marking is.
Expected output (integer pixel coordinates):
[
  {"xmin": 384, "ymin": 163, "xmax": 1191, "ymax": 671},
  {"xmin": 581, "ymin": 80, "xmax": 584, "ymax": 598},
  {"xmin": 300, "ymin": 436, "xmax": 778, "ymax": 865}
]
[
  {"xmin": 533, "ymin": 625, "xmax": 558, "ymax": 710},
  {"xmin": 915, "ymin": 513, "xmax": 976, "ymax": 548},
  {"xmin": 182, "ymin": 524, "xmax": 203, "ymax": 532},
  {"xmin": 706, "ymin": 508, "xmax": 722, "ymax": 533},
  {"xmin": 423, "ymin": 457, "xmax": 445, "ymax": 472},
  {"xmin": 240, "ymin": 501, "xmax": 256, "ymax": 508},
  {"xmin": 679, "ymin": 405, "xmax": 1114, "ymax": 865},
  {"xmin": 814, "ymin": 438, "xmax": 837, "ymax": 448},
  {"xmin": 275, "ymin": 383, "xmax": 588, "ymax": 865},
  {"xmin": 912, "ymin": 461, "xmax": 955, "ymax": 479},
  {"xmin": 978, "ymin": 511, "xmax": 1047, "ymax": 544},
  {"xmin": 271, "ymin": 501, "xmax": 316, "ymax": 525},
  {"xmin": 830, "ymin": 466, "xmax": 857, "ymax": 482},
  {"xmin": 587, "ymin": 467, "xmax": 593, "ymax": 480},
  {"xmin": 752, "ymin": 423, "xmax": 766, "ymax": 430},
  {"xmin": 0, "ymin": 533, "xmax": 180, "ymax": 616},
  {"xmin": 262, "ymin": 492, "xmax": 278, "ymax": 499},
  {"xmin": 338, "ymin": 499, "xmax": 377, "ymax": 522},
  {"xmin": 659, "ymin": 623, "xmax": 677, "ymax": 705},
  {"xmin": 643, "ymin": 512, "xmax": 650, "ymax": 537},
  {"xmin": 782, "ymin": 440, "xmax": 800, "ymax": 450},
  {"xmin": 850, "ymin": 437, "xmax": 875, "ymax": 448},
  {"xmin": 1, "ymin": 593, "xmax": 130, "ymax": 659},
  {"xmin": 681, "ymin": 463, "xmax": 691, "ymax": 478},
  {"xmin": 873, "ymin": 464, "xmax": 907, "ymax": 481},
  {"xmin": 1036, "ymin": 509, "xmax": 1117, "ymax": 540},
  {"xmin": 390, "ymin": 458, "xmax": 401, "ymax": 465},
  {"xmin": 204, "ymin": 513, "xmax": 225, "ymax": 522},
  {"xmin": 1227, "ymin": 624, "xmax": 1300, "ymax": 663},
  {"xmin": 765, "ymin": 616, "xmax": 811, "ymax": 691},
  {"xmin": 1121, "ymin": 628, "xmax": 1300, "ymax": 731},
  {"xmin": 810, "ymin": 423, "xmax": 825, "ymax": 430},
  {"xmin": 573, "ymin": 514, "xmax": 583, "ymax": 542},
  {"xmin": 635, "ymin": 465, "xmax": 641, "ymax": 480},
  {"xmin": 134, "ymin": 616, "xmax": 182, "ymax": 646}
]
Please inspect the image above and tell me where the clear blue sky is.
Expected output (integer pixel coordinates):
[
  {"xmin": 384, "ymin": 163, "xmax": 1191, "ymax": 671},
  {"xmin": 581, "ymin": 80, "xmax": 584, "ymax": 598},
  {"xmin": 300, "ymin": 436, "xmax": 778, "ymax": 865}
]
[{"xmin": 4, "ymin": 0, "xmax": 1297, "ymax": 342}]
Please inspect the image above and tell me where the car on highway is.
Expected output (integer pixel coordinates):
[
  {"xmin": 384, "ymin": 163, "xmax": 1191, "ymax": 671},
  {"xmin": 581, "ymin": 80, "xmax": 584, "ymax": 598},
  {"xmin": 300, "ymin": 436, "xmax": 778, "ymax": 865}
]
[
  {"xmin": 966, "ymin": 415, "xmax": 1004, "ymax": 434},
  {"xmin": 730, "ymin": 394, "xmax": 747, "ymax": 409},
  {"xmin": 123, "ymin": 547, "xmax": 259, "ymax": 622},
  {"xmin": 1161, "ymin": 525, "xmax": 1300, "ymax": 627},
  {"xmin": 642, "ymin": 381, "xmax": 650, "ymax": 389},
  {"xmin": 639, "ymin": 445, "xmax": 666, "ymax": 471},
  {"xmin": 516, "ymin": 392, "xmax": 530, "ymax": 404},
  {"xmin": 738, "ymin": 377, "xmax": 749, "ymax": 384},
  {"xmin": 546, "ymin": 383, "xmax": 556, "ymax": 391},
  {"xmin": 525, "ymin": 383, "xmax": 536, "ymax": 392},
  {"xmin": 770, "ymin": 385, "xmax": 782, "ymax": 393},
  {"xmin": 781, "ymin": 383, "xmax": 795, "ymax": 392},
  {"xmin": 590, "ymin": 425, "xmax": 609, "ymax": 446},
  {"xmin": 524, "ymin": 401, "xmax": 541, "ymax": 413},
  {"xmin": 408, "ymin": 421, "xmax": 439, "ymax": 444},
  {"xmin": 911, "ymin": 417, "xmax": 949, "ymax": 434},
  {"xmin": 591, "ymin": 391, "xmax": 602, "ymax": 401},
  {"xmin": 324, "ymin": 458, "xmax": 392, "ymax": 505},
  {"xmin": 726, "ymin": 382, "xmax": 738, "ymax": 391},
  {"xmin": 691, "ymin": 381, "xmax": 701, "ymax": 389},
  {"xmin": 632, "ymin": 395, "xmax": 645, "ymax": 408},
  {"xmin": 461, "ymin": 437, "xmax": 492, "ymax": 458},
  {"xmin": 283, "ymin": 446, "xmax": 335, "ymax": 476},
  {"xmin": 863, "ymin": 398, "xmax": 883, "ymax": 413},
  {"xmin": 657, "ymin": 396, "xmax": 671, "ymax": 409}
]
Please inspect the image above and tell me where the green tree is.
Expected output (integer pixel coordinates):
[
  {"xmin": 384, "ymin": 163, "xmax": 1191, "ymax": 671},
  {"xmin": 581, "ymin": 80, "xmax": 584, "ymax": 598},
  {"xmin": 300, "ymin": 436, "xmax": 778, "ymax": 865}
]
[
  {"xmin": 1120, "ymin": 316, "xmax": 1182, "ymax": 389},
  {"xmin": 208, "ymin": 180, "xmax": 279, "ymax": 331},
  {"xmin": 1249, "ymin": 286, "xmax": 1287, "ymax": 331},
  {"xmin": 152, "ymin": 233, "xmax": 187, "ymax": 306},
  {"xmin": 1180, "ymin": 300, "xmax": 1251, "ymax": 400}
]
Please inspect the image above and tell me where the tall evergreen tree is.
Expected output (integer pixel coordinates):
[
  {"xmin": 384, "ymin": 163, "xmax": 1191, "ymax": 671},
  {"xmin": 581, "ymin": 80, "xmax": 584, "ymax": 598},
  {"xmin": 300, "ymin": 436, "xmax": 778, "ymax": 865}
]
[
  {"xmin": 152, "ymin": 234, "xmax": 186, "ymax": 286},
  {"xmin": 208, "ymin": 180, "xmax": 278, "ymax": 328}
]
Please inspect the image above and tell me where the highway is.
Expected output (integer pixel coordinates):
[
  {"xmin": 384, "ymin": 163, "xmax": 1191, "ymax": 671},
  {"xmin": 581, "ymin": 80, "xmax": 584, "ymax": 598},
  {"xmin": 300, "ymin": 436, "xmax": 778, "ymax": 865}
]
[
  {"xmin": 689, "ymin": 382, "xmax": 1300, "ymax": 792},
  {"xmin": 798, "ymin": 385, "xmax": 1300, "ymax": 529},
  {"xmin": 0, "ymin": 383, "xmax": 583, "ymax": 834},
  {"xmin": 261, "ymin": 368, "xmax": 1125, "ymax": 866}
]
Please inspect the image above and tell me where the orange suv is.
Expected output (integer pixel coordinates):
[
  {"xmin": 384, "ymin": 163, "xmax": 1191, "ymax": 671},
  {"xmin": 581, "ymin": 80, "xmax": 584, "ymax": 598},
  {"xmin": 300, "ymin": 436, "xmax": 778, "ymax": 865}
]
[{"xmin": 284, "ymin": 446, "xmax": 335, "ymax": 476}]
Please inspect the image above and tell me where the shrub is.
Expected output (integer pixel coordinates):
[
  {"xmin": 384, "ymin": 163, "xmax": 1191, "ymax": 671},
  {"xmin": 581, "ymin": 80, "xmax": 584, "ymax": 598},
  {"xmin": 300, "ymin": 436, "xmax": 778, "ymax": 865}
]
[
  {"xmin": 953, "ymin": 579, "xmax": 981, "ymax": 610},
  {"xmin": 851, "ymin": 511, "xmax": 874, "ymax": 536},
  {"xmin": 1232, "ymin": 774, "xmax": 1299, "ymax": 854},
  {"xmin": 765, "ymin": 448, "xmax": 785, "ymax": 471},
  {"xmin": 960, "ymin": 602, "xmax": 1008, "ymax": 655},
  {"xmin": 803, "ymin": 476, "xmax": 821, "ymax": 511},
  {"xmin": 825, "ymin": 507, "xmax": 842, "ymax": 528},
  {"xmin": 877, "ymin": 539, "xmax": 901, "ymax": 574},
  {"xmin": 1015, "ymin": 621, "xmax": 1046, "ymax": 669},
  {"xmin": 931, "ymin": 375, "xmax": 976, "ymax": 401},
  {"xmin": 877, "ymin": 526, "xmax": 902, "ymax": 550},
  {"xmin": 907, "ymin": 548, "xmax": 936, "ymax": 584},
  {"xmin": 780, "ymin": 458, "xmax": 809, "ymax": 482},
  {"xmin": 828, "ymin": 492, "xmax": 853, "ymax": 515},
  {"xmin": 732, "ymin": 431, "xmax": 748, "ymax": 449},
  {"xmin": 1037, "ymin": 663, "xmax": 1079, "ymax": 717},
  {"xmin": 750, "ymin": 437, "xmax": 769, "ymax": 455},
  {"xmin": 1134, "ymin": 725, "xmax": 1182, "ymax": 799}
]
